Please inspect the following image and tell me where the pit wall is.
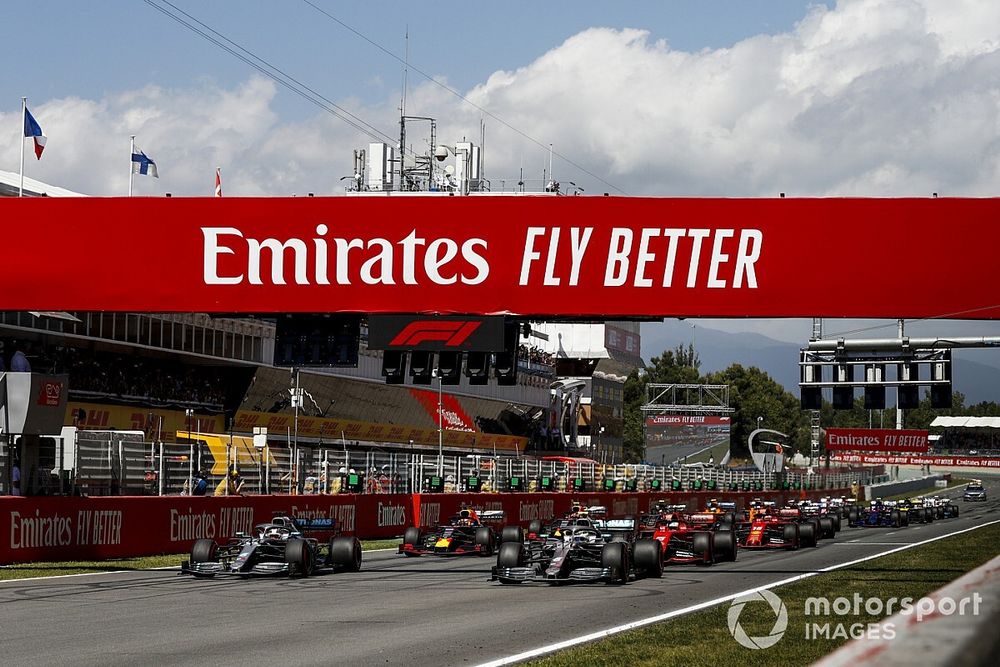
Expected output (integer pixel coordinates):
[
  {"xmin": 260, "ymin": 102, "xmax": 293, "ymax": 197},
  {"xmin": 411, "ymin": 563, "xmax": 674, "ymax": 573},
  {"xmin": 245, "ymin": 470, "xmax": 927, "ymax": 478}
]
[{"xmin": 0, "ymin": 489, "xmax": 849, "ymax": 565}]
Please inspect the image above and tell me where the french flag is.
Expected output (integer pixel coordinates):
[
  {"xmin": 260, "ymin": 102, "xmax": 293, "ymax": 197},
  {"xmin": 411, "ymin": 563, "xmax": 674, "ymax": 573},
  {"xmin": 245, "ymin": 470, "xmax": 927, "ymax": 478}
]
[{"xmin": 23, "ymin": 106, "xmax": 46, "ymax": 159}]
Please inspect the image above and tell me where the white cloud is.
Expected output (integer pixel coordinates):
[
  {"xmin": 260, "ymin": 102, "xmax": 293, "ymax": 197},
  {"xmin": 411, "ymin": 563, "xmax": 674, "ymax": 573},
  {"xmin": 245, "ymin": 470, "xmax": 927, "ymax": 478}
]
[{"xmin": 2, "ymin": 0, "xmax": 999, "ymax": 198}]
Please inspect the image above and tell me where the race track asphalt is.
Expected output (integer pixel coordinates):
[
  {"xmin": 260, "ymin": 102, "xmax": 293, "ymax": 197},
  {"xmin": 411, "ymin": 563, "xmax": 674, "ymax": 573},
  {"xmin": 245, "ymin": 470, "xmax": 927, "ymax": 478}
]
[{"xmin": 1, "ymin": 478, "xmax": 997, "ymax": 667}]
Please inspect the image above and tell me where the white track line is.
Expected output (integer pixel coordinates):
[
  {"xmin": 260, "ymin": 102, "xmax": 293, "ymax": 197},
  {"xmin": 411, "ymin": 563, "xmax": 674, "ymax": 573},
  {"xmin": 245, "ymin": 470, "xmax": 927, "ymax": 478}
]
[
  {"xmin": 0, "ymin": 546, "xmax": 402, "ymax": 585},
  {"xmin": 474, "ymin": 519, "xmax": 1000, "ymax": 667}
]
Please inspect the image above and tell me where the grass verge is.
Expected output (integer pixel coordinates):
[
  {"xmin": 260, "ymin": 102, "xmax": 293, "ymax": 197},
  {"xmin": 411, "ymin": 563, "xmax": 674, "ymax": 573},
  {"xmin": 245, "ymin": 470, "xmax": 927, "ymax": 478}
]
[
  {"xmin": 529, "ymin": 521, "xmax": 999, "ymax": 667},
  {"xmin": 0, "ymin": 538, "xmax": 403, "ymax": 581}
]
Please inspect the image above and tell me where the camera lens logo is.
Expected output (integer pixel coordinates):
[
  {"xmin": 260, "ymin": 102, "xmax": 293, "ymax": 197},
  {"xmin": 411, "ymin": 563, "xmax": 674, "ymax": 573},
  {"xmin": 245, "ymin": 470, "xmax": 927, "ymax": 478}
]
[{"xmin": 727, "ymin": 589, "xmax": 788, "ymax": 649}]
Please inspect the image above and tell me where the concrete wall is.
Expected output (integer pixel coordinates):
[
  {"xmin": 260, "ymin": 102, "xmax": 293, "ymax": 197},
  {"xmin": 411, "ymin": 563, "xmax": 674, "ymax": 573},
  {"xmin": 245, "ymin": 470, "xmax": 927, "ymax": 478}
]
[{"xmin": 865, "ymin": 474, "xmax": 947, "ymax": 500}]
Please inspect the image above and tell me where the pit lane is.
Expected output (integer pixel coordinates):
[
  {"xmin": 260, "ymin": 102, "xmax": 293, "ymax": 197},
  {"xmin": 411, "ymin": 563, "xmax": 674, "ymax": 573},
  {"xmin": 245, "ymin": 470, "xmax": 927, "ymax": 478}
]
[{"xmin": 1, "ymin": 477, "xmax": 997, "ymax": 667}]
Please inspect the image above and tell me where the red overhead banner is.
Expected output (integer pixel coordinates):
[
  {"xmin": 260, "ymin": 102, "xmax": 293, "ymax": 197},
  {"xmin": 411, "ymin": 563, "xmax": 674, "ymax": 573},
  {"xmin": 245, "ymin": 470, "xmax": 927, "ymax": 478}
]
[
  {"xmin": 825, "ymin": 428, "xmax": 929, "ymax": 453},
  {"xmin": 1, "ymin": 196, "xmax": 998, "ymax": 318}
]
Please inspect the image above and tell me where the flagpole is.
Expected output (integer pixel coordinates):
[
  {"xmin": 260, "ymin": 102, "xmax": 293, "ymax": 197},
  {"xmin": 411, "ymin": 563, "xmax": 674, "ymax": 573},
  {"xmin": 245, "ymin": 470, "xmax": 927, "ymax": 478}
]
[
  {"xmin": 19, "ymin": 97, "xmax": 26, "ymax": 197},
  {"xmin": 129, "ymin": 135, "xmax": 135, "ymax": 197}
]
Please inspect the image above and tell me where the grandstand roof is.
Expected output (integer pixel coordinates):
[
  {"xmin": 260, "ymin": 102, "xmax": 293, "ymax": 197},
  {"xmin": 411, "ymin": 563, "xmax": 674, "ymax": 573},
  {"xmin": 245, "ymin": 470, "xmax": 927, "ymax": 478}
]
[
  {"xmin": 0, "ymin": 169, "xmax": 86, "ymax": 197},
  {"xmin": 930, "ymin": 416, "xmax": 1000, "ymax": 429}
]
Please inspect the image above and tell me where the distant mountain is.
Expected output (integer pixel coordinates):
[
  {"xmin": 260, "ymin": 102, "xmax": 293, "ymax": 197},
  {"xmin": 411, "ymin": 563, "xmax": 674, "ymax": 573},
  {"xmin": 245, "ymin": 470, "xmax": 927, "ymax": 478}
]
[{"xmin": 640, "ymin": 320, "xmax": 1000, "ymax": 404}]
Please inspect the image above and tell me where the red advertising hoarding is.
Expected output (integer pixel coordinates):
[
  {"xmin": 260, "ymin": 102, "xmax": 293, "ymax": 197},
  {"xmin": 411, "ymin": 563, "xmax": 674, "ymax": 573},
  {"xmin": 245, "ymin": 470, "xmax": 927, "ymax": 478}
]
[
  {"xmin": 825, "ymin": 428, "xmax": 929, "ymax": 453},
  {"xmin": 0, "ymin": 197, "xmax": 998, "ymax": 318},
  {"xmin": 0, "ymin": 489, "xmax": 849, "ymax": 564},
  {"xmin": 831, "ymin": 453, "xmax": 1000, "ymax": 469}
]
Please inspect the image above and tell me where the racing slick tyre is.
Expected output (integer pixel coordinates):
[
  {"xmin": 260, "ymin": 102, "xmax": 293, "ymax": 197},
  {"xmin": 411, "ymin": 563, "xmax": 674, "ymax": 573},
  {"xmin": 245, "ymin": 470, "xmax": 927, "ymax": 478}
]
[
  {"xmin": 475, "ymin": 527, "xmax": 496, "ymax": 556},
  {"xmin": 718, "ymin": 512, "xmax": 736, "ymax": 530},
  {"xmin": 798, "ymin": 522, "xmax": 818, "ymax": 548},
  {"xmin": 952, "ymin": 506, "xmax": 959, "ymax": 518},
  {"xmin": 926, "ymin": 508, "xmax": 935, "ymax": 522},
  {"xmin": 714, "ymin": 529, "xmax": 738, "ymax": 562},
  {"xmin": 497, "ymin": 542, "xmax": 525, "ymax": 569},
  {"xmin": 890, "ymin": 510, "xmax": 902, "ymax": 528},
  {"xmin": 848, "ymin": 508, "xmax": 859, "ymax": 525},
  {"xmin": 633, "ymin": 539, "xmax": 663, "ymax": 578},
  {"xmin": 601, "ymin": 542, "xmax": 629, "ymax": 584},
  {"xmin": 285, "ymin": 539, "xmax": 313, "ymax": 577},
  {"xmin": 782, "ymin": 524, "xmax": 800, "ymax": 550},
  {"xmin": 806, "ymin": 518, "xmax": 823, "ymax": 539},
  {"xmin": 818, "ymin": 517, "xmax": 836, "ymax": 539},
  {"xmin": 935, "ymin": 506, "xmax": 945, "ymax": 520},
  {"xmin": 899, "ymin": 511, "xmax": 909, "ymax": 527},
  {"xmin": 831, "ymin": 514, "xmax": 841, "ymax": 533},
  {"xmin": 527, "ymin": 520, "xmax": 543, "ymax": 536},
  {"xmin": 912, "ymin": 508, "xmax": 925, "ymax": 523},
  {"xmin": 329, "ymin": 536, "xmax": 363, "ymax": 572},
  {"xmin": 501, "ymin": 525, "xmax": 525, "ymax": 544},
  {"xmin": 191, "ymin": 539, "xmax": 217, "ymax": 564},
  {"xmin": 402, "ymin": 527, "xmax": 422, "ymax": 556},
  {"xmin": 692, "ymin": 531, "xmax": 715, "ymax": 565}
]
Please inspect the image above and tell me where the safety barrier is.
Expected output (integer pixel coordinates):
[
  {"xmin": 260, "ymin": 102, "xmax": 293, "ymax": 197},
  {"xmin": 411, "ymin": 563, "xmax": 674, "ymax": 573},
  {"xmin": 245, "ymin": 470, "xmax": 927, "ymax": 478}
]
[
  {"xmin": 0, "ymin": 488, "xmax": 849, "ymax": 564},
  {"xmin": 864, "ymin": 474, "xmax": 949, "ymax": 500},
  {"xmin": 815, "ymin": 552, "xmax": 1000, "ymax": 667}
]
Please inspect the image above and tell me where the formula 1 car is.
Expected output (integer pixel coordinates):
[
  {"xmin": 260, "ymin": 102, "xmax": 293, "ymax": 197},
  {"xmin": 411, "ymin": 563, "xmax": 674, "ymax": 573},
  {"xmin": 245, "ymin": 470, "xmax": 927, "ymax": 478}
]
[
  {"xmin": 923, "ymin": 496, "xmax": 960, "ymax": 519},
  {"xmin": 735, "ymin": 505, "xmax": 818, "ymax": 549},
  {"xmin": 702, "ymin": 499, "xmax": 739, "ymax": 529},
  {"xmin": 524, "ymin": 502, "xmax": 607, "ymax": 539},
  {"xmin": 399, "ymin": 507, "xmax": 505, "ymax": 557},
  {"xmin": 791, "ymin": 502, "xmax": 839, "ymax": 538},
  {"xmin": 897, "ymin": 498, "xmax": 936, "ymax": 524},
  {"xmin": 847, "ymin": 500, "xmax": 909, "ymax": 528},
  {"xmin": 963, "ymin": 481, "xmax": 987, "ymax": 502},
  {"xmin": 642, "ymin": 511, "xmax": 738, "ymax": 565},
  {"xmin": 492, "ymin": 516, "xmax": 662, "ymax": 584},
  {"xmin": 182, "ymin": 515, "xmax": 362, "ymax": 577}
]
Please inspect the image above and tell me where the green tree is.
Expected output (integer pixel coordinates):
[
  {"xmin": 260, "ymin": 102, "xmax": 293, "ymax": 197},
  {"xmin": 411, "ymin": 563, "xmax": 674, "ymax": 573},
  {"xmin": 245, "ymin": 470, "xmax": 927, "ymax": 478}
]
[
  {"xmin": 622, "ymin": 343, "xmax": 703, "ymax": 462},
  {"xmin": 703, "ymin": 364, "xmax": 811, "ymax": 458},
  {"xmin": 646, "ymin": 342, "xmax": 701, "ymax": 384},
  {"xmin": 622, "ymin": 370, "xmax": 648, "ymax": 462}
]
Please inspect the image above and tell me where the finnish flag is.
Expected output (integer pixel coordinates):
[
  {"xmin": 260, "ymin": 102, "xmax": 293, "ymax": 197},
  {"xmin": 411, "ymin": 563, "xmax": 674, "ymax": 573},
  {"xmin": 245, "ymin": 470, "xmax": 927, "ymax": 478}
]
[{"xmin": 131, "ymin": 149, "xmax": 158, "ymax": 178}]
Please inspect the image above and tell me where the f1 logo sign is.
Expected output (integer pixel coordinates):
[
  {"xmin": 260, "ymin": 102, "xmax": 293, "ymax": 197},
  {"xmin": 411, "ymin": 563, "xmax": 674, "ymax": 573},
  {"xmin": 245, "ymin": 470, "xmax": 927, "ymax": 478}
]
[
  {"xmin": 368, "ymin": 315, "xmax": 505, "ymax": 351},
  {"xmin": 389, "ymin": 321, "xmax": 481, "ymax": 347}
]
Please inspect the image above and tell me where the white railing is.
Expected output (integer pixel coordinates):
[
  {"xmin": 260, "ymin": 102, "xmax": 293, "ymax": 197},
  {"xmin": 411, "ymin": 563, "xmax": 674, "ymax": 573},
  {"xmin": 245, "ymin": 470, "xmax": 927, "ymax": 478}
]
[{"xmin": 5, "ymin": 440, "xmax": 878, "ymax": 496}]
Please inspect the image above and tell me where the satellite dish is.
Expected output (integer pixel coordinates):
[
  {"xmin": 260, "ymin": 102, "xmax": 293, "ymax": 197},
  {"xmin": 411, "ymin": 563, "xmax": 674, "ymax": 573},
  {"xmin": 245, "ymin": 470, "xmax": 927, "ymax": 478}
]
[{"xmin": 444, "ymin": 165, "xmax": 455, "ymax": 175}]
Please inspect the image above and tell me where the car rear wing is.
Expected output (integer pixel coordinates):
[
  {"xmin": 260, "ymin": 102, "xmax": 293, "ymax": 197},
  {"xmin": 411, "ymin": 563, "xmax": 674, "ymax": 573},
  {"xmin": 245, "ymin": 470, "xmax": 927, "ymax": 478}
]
[
  {"xmin": 291, "ymin": 517, "xmax": 337, "ymax": 531},
  {"xmin": 719, "ymin": 502, "xmax": 737, "ymax": 511},
  {"xmin": 687, "ymin": 513, "xmax": 719, "ymax": 524},
  {"xmin": 603, "ymin": 518, "xmax": 636, "ymax": 531},
  {"xmin": 478, "ymin": 510, "xmax": 505, "ymax": 522},
  {"xmin": 649, "ymin": 501, "xmax": 687, "ymax": 514}
]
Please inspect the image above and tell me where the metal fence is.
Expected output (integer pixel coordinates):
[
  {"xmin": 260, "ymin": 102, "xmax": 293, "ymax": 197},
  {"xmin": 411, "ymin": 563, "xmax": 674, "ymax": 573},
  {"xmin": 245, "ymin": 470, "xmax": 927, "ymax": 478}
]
[{"xmin": 1, "ymin": 437, "xmax": 880, "ymax": 497}]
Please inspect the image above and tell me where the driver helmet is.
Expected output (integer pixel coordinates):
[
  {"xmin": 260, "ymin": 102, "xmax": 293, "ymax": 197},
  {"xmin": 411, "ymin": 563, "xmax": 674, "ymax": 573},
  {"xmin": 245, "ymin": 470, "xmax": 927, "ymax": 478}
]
[
  {"xmin": 668, "ymin": 521, "xmax": 680, "ymax": 530},
  {"xmin": 264, "ymin": 526, "xmax": 287, "ymax": 541}
]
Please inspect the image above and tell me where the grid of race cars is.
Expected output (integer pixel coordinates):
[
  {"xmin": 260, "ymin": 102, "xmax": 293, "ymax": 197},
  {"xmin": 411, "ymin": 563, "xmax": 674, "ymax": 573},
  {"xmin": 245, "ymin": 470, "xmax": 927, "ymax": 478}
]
[{"xmin": 180, "ymin": 479, "xmax": 985, "ymax": 582}]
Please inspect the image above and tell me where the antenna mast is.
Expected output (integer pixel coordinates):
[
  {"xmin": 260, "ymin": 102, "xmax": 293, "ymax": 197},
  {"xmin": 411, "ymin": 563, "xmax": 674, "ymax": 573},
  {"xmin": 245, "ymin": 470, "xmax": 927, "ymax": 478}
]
[{"xmin": 398, "ymin": 27, "xmax": 409, "ymax": 190}]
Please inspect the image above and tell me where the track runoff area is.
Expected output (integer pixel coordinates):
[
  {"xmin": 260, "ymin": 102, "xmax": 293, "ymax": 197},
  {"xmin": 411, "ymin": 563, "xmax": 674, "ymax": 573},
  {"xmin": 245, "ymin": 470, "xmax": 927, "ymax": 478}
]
[{"xmin": 0, "ymin": 480, "xmax": 992, "ymax": 666}]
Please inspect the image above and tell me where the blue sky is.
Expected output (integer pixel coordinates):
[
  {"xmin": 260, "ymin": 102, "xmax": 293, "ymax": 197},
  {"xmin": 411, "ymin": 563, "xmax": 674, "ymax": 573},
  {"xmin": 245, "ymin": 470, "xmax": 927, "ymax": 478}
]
[
  {"xmin": 2, "ymin": 0, "xmax": 999, "ymax": 349},
  {"xmin": 7, "ymin": 1, "xmax": 829, "ymax": 119}
]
